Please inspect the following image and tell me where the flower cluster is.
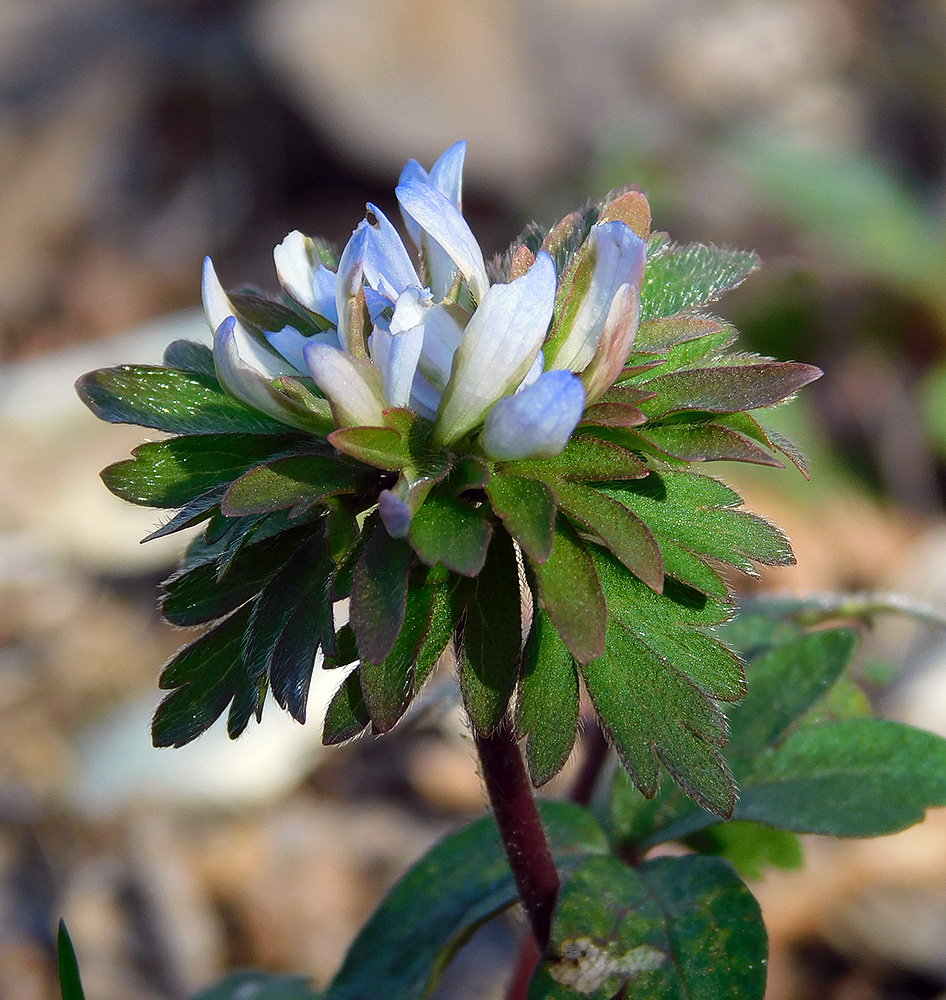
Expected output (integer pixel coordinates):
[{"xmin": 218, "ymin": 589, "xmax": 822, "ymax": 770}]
[
  {"xmin": 203, "ymin": 141, "xmax": 646, "ymax": 536},
  {"xmin": 79, "ymin": 140, "xmax": 819, "ymax": 811}
]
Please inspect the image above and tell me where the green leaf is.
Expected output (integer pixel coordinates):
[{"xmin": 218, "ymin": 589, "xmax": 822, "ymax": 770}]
[
  {"xmin": 245, "ymin": 533, "xmax": 335, "ymax": 722},
  {"xmin": 163, "ymin": 339, "xmax": 216, "ymax": 377},
  {"xmin": 77, "ymin": 365, "xmax": 289, "ymax": 435},
  {"xmin": 553, "ymin": 480, "xmax": 663, "ymax": 592},
  {"xmin": 530, "ymin": 854, "xmax": 766, "ymax": 1000},
  {"xmin": 359, "ymin": 583, "xmax": 437, "ymax": 731},
  {"xmin": 605, "ymin": 471, "xmax": 794, "ymax": 595},
  {"xmin": 725, "ymin": 629, "xmax": 858, "ymax": 761},
  {"xmin": 350, "ymin": 524, "xmax": 412, "ymax": 665},
  {"xmin": 161, "ymin": 525, "xmax": 316, "ymax": 627},
  {"xmin": 189, "ymin": 971, "xmax": 321, "ymax": 1000},
  {"xmin": 504, "ymin": 435, "xmax": 647, "ymax": 483},
  {"xmin": 323, "ymin": 670, "xmax": 371, "ymax": 744},
  {"xmin": 152, "ymin": 605, "xmax": 257, "ymax": 748},
  {"xmin": 529, "ymin": 517, "xmax": 606, "ymax": 664},
  {"xmin": 583, "ymin": 549, "xmax": 739, "ymax": 816},
  {"xmin": 328, "ymin": 425, "xmax": 411, "ymax": 470},
  {"xmin": 728, "ymin": 719, "xmax": 946, "ymax": 837},
  {"xmin": 634, "ymin": 420, "xmax": 785, "ymax": 467},
  {"xmin": 640, "ymin": 241, "xmax": 758, "ymax": 321},
  {"xmin": 408, "ymin": 493, "xmax": 493, "ymax": 577},
  {"xmin": 683, "ymin": 821, "xmax": 803, "ymax": 881},
  {"xmin": 103, "ymin": 434, "xmax": 308, "ymax": 508},
  {"xmin": 633, "ymin": 315, "xmax": 727, "ymax": 351},
  {"xmin": 223, "ymin": 453, "xmax": 375, "ymax": 516},
  {"xmin": 57, "ymin": 921, "xmax": 87, "ymax": 1000},
  {"xmin": 142, "ymin": 484, "xmax": 228, "ymax": 542},
  {"xmin": 485, "ymin": 473, "xmax": 556, "ymax": 563},
  {"xmin": 325, "ymin": 802, "xmax": 610, "ymax": 1000},
  {"xmin": 459, "ymin": 531, "xmax": 522, "ymax": 735},
  {"xmin": 640, "ymin": 362, "xmax": 822, "ymax": 418},
  {"xmin": 517, "ymin": 609, "xmax": 579, "ymax": 786}
]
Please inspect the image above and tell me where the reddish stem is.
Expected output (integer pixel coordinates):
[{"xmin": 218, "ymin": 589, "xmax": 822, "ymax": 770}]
[{"xmin": 475, "ymin": 725, "xmax": 560, "ymax": 951}]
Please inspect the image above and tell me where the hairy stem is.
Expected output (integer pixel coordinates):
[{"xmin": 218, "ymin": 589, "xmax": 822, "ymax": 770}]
[{"xmin": 475, "ymin": 725, "xmax": 560, "ymax": 951}]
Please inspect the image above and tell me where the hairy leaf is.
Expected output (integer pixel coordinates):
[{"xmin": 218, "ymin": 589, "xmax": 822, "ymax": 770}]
[
  {"xmin": 529, "ymin": 517, "xmax": 606, "ymax": 664},
  {"xmin": 77, "ymin": 364, "xmax": 289, "ymax": 435},
  {"xmin": 103, "ymin": 434, "xmax": 308, "ymax": 508},
  {"xmin": 529, "ymin": 854, "xmax": 766, "ymax": 1000},
  {"xmin": 323, "ymin": 671, "xmax": 371, "ymax": 745},
  {"xmin": 517, "ymin": 610, "xmax": 580, "ymax": 786},
  {"xmin": 459, "ymin": 531, "xmax": 522, "ymax": 735},
  {"xmin": 408, "ymin": 493, "xmax": 493, "ymax": 577},
  {"xmin": 152, "ymin": 605, "xmax": 257, "ymax": 747},
  {"xmin": 640, "ymin": 241, "xmax": 758, "ymax": 321},
  {"xmin": 350, "ymin": 525, "xmax": 412, "ymax": 665},
  {"xmin": 223, "ymin": 454, "xmax": 375, "ymax": 516},
  {"xmin": 485, "ymin": 473, "xmax": 556, "ymax": 563}
]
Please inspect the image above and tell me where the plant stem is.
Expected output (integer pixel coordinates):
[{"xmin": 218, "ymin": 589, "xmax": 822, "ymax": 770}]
[{"xmin": 475, "ymin": 725, "xmax": 560, "ymax": 951}]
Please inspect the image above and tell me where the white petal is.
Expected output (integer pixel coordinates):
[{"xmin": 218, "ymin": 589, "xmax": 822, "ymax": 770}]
[
  {"xmin": 395, "ymin": 180, "xmax": 489, "ymax": 302},
  {"xmin": 435, "ymin": 252, "xmax": 556, "ymax": 445},
  {"xmin": 389, "ymin": 286, "xmax": 433, "ymax": 335},
  {"xmin": 214, "ymin": 317, "xmax": 303, "ymax": 426},
  {"xmin": 369, "ymin": 323, "xmax": 425, "ymax": 408},
  {"xmin": 363, "ymin": 203, "xmax": 421, "ymax": 294},
  {"xmin": 481, "ymin": 370, "xmax": 585, "ymax": 460},
  {"xmin": 546, "ymin": 222, "xmax": 647, "ymax": 373},
  {"xmin": 274, "ymin": 231, "xmax": 319, "ymax": 312},
  {"xmin": 414, "ymin": 302, "xmax": 467, "ymax": 391},
  {"xmin": 304, "ymin": 342, "xmax": 387, "ymax": 428},
  {"xmin": 428, "ymin": 140, "xmax": 465, "ymax": 211},
  {"xmin": 517, "ymin": 350, "xmax": 544, "ymax": 392}
]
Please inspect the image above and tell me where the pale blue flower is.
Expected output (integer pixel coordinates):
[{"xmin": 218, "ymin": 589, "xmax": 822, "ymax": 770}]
[{"xmin": 482, "ymin": 370, "xmax": 586, "ymax": 460}]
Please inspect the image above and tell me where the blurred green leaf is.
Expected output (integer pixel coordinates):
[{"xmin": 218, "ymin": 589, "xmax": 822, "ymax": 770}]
[
  {"xmin": 57, "ymin": 921, "xmax": 86, "ymax": 1000},
  {"xmin": 325, "ymin": 802, "xmax": 610, "ymax": 1000},
  {"xmin": 189, "ymin": 971, "xmax": 321, "ymax": 1000},
  {"xmin": 684, "ymin": 821, "xmax": 804, "ymax": 881},
  {"xmin": 162, "ymin": 339, "xmax": 216, "ymax": 377}
]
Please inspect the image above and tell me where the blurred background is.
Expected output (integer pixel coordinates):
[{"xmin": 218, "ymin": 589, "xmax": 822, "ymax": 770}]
[{"xmin": 2, "ymin": 0, "xmax": 946, "ymax": 997}]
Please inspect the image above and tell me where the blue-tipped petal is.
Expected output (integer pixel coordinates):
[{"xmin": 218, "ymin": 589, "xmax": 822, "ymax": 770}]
[
  {"xmin": 311, "ymin": 264, "xmax": 339, "ymax": 324},
  {"xmin": 266, "ymin": 327, "xmax": 340, "ymax": 372},
  {"xmin": 546, "ymin": 221, "xmax": 647, "ymax": 373},
  {"xmin": 428, "ymin": 140, "xmax": 465, "ymax": 211},
  {"xmin": 435, "ymin": 251, "xmax": 556, "ymax": 445},
  {"xmin": 378, "ymin": 489, "xmax": 411, "ymax": 538},
  {"xmin": 364, "ymin": 203, "xmax": 422, "ymax": 295},
  {"xmin": 481, "ymin": 370, "xmax": 585, "ymax": 461},
  {"xmin": 395, "ymin": 180, "xmax": 489, "ymax": 302},
  {"xmin": 398, "ymin": 158, "xmax": 428, "ymax": 245},
  {"xmin": 304, "ymin": 341, "xmax": 387, "ymax": 428}
]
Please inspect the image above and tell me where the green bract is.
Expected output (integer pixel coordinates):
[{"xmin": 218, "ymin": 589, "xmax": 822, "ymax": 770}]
[{"xmin": 77, "ymin": 153, "xmax": 822, "ymax": 817}]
